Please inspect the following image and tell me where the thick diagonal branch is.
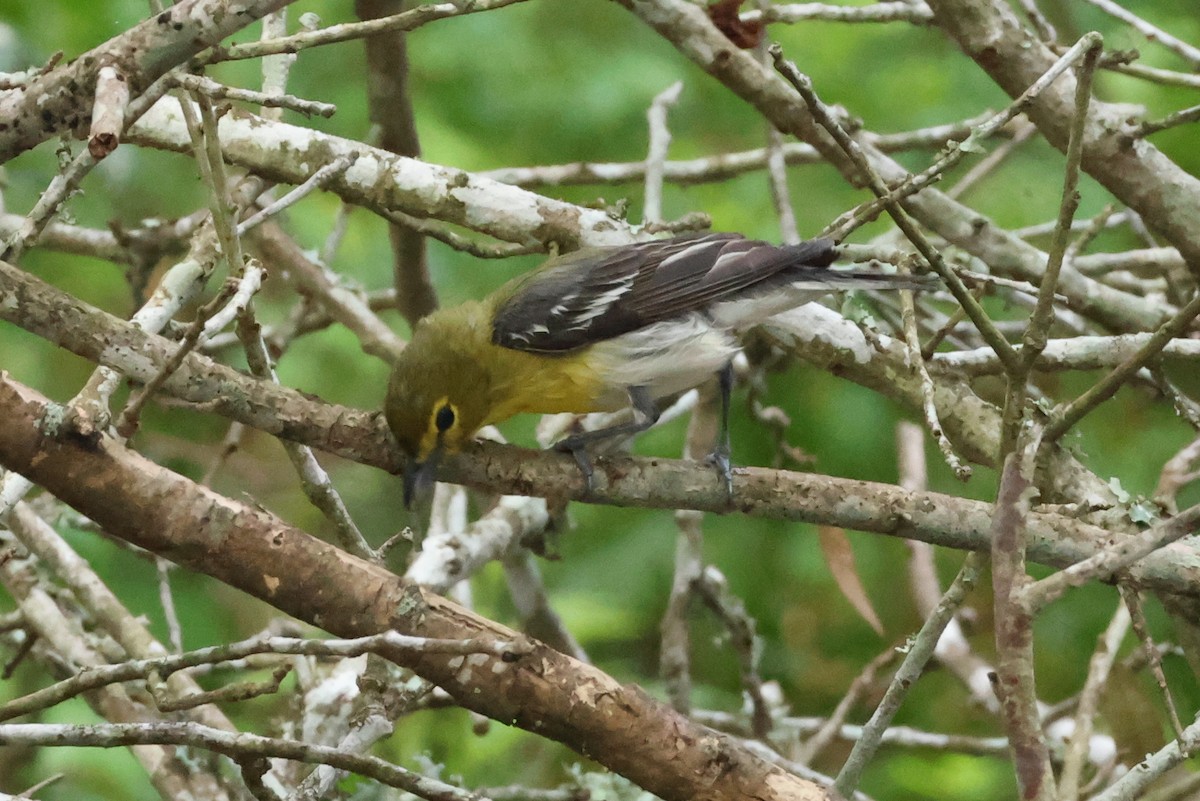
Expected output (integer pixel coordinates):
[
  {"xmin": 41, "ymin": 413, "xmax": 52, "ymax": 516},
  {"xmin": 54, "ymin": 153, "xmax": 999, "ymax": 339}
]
[{"xmin": 0, "ymin": 375, "xmax": 822, "ymax": 801}]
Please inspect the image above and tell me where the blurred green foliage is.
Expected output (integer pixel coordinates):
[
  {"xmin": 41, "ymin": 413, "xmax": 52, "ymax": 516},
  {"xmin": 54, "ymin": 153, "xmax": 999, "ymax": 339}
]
[{"xmin": 2, "ymin": 1, "xmax": 1199, "ymax": 799}]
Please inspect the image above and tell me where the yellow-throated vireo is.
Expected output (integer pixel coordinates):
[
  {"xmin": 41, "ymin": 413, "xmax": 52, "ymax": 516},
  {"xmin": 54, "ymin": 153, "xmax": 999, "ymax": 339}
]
[{"xmin": 386, "ymin": 232, "xmax": 932, "ymax": 504}]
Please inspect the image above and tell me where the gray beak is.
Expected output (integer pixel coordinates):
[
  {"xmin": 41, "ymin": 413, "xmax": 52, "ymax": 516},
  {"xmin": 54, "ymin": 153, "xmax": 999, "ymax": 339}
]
[{"xmin": 402, "ymin": 448, "xmax": 442, "ymax": 509}]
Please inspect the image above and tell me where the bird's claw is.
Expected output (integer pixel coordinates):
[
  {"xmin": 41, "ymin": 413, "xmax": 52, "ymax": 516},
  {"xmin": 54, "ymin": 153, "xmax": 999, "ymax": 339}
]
[
  {"xmin": 705, "ymin": 445, "xmax": 734, "ymax": 502},
  {"xmin": 554, "ymin": 438, "xmax": 597, "ymax": 495}
]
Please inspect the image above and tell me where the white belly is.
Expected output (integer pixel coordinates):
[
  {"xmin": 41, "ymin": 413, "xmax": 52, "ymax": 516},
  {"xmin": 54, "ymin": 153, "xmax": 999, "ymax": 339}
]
[{"xmin": 584, "ymin": 315, "xmax": 738, "ymax": 405}]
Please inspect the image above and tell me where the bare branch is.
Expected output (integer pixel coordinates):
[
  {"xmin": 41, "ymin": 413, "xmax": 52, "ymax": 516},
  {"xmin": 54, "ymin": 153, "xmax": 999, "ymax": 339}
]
[
  {"xmin": 207, "ymin": 0, "xmax": 531, "ymax": 63},
  {"xmin": 173, "ymin": 73, "xmax": 336, "ymax": 118},
  {"xmin": 0, "ymin": 373, "xmax": 827, "ymax": 801},
  {"xmin": 833, "ymin": 553, "xmax": 984, "ymax": 797},
  {"xmin": 989, "ymin": 434, "xmax": 1055, "ymax": 801},
  {"xmin": 1019, "ymin": 504, "xmax": 1200, "ymax": 613},
  {"xmin": 87, "ymin": 64, "xmax": 131, "ymax": 159},
  {"xmin": 129, "ymin": 98, "xmax": 638, "ymax": 249},
  {"xmin": 480, "ymin": 114, "xmax": 997, "ymax": 188},
  {"xmin": 643, "ymin": 81, "xmax": 684, "ymax": 224},
  {"xmin": 0, "ymin": 0, "xmax": 293, "ymax": 161},
  {"xmin": 745, "ymin": 2, "xmax": 933, "ymax": 25},
  {"xmin": 1079, "ymin": 0, "xmax": 1200, "ymax": 69},
  {"xmin": 0, "ymin": 722, "xmax": 489, "ymax": 801}
]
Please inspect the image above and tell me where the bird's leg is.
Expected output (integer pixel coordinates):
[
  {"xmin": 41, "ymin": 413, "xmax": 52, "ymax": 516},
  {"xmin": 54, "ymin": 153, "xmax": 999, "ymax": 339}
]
[
  {"xmin": 705, "ymin": 362, "xmax": 735, "ymax": 498},
  {"xmin": 554, "ymin": 385, "xmax": 660, "ymax": 492}
]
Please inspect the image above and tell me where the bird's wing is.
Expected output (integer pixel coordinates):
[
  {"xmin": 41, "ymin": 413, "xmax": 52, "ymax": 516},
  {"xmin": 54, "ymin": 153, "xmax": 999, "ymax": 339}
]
[{"xmin": 492, "ymin": 234, "xmax": 839, "ymax": 353}]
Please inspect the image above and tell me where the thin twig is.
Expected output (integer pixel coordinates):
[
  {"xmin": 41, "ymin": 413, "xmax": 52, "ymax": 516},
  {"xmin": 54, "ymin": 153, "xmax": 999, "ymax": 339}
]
[
  {"xmin": 1001, "ymin": 35, "xmax": 1102, "ymax": 457},
  {"xmin": 0, "ymin": 631, "xmax": 527, "ymax": 722},
  {"xmin": 1058, "ymin": 602, "xmax": 1130, "ymax": 801},
  {"xmin": 744, "ymin": 2, "xmax": 933, "ymax": 25},
  {"xmin": 377, "ymin": 207, "xmax": 543, "ymax": 258},
  {"xmin": 252, "ymin": 223, "xmax": 404, "ymax": 362},
  {"xmin": 770, "ymin": 46, "xmax": 1021, "ymax": 375},
  {"xmin": 201, "ymin": 262, "xmax": 266, "ymax": 340},
  {"xmin": 694, "ymin": 567, "xmax": 774, "ymax": 738},
  {"xmin": 1119, "ymin": 586, "xmax": 1185, "ymax": 741},
  {"xmin": 0, "ymin": 722, "xmax": 496, "ymax": 801},
  {"xmin": 920, "ymin": 291, "xmax": 976, "ymax": 359},
  {"xmin": 752, "ymin": 16, "xmax": 800, "ymax": 243},
  {"xmin": 661, "ymin": 376, "xmax": 720, "ymax": 714},
  {"xmin": 1154, "ymin": 435, "xmax": 1200, "ymax": 514},
  {"xmin": 156, "ymin": 559, "xmax": 184, "ymax": 654},
  {"xmin": 1014, "ymin": 0, "xmax": 1056, "ymax": 42},
  {"xmin": 833, "ymin": 552, "xmax": 984, "ymax": 798},
  {"xmin": 1138, "ymin": 103, "xmax": 1200, "ymax": 138},
  {"xmin": 236, "ymin": 154, "xmax": 357, "ymax": 234},
  {"xmin": 1089, "ymin": 714, "xmax": 1200, "ymax": 801},
  {"xmin": 823, "ymin": 34, "xmax": 1106, "ymax": 245},
  {"xmin": 661, "ymin": 505, "xmax": 700, "ymax": 714},
  {"xmin": 946, "ymin": 119, "xmax": 1037, "ymax": 201},
  {"xmin": 173, "ymin": 73, "xmax": 336, "ymax": 118},
  {"xmin": 1020, "ymin": 504, "xmax": 1200, "ymax": 614},
  {"xmin": 643, "ymin": 81, "xmax": 683, "ymax": 224},
  {"xmin": 480, "ymin": 113, "xmax": 997, "ymax": 188},
  {"xmin": 206, "ymin": 0, "xmax": 531, "ymax": 63},
  {"xmin": 1012, "ymin": 209, "xmax": 1136, "ymax": 240},
  {"xmin": 115, "ymin": 279, "xmax": 240, "ymax": 438},
  {"xmin": 1105, "ymin": 60, "xmax": 1200, "ymax": 89},
  {"xmin": 501, "ymin": 551, "xmax": 588, "ymax": 663},
  {"xmin": 154, "ymin": 665, "xmax": 292, "ymax": 712},
  {"xmin": 1044, "ymin": 289, "xmax": 1200, "ymax": 443},
  {"xmin": 1079, "ymin": 0, "xmax": 1200, "ymax": 68},
  {"xmin": 898, "ymin": 276, "xmax": 970, "ymax": 479},
  {"xmin": 234, "ymin": 301, "xmax": 378, "ymax": 562},
  {"xmin": 797, "ymin": 647, "xmax": 897, "ymax": 766},
  {"xmin": 764, "ymin": 124, "xmax": 799, "ymax": 243},
  {"xmin": 1022, "ymin": 38, "xmax": 1101, "ymax": 365},
  {"xmin": 180, "ymin": 92, "xmax": 244, "ymax": 271}
]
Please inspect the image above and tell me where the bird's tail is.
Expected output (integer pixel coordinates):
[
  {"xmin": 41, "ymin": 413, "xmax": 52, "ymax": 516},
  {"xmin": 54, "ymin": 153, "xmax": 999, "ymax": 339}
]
[
  {"xmin": 709, "ymin": 267, "xmax": 938, "ymax": 329},
  {"xmin": 784, "ymin": 265, "xmax": 940, "ymax": 293}
]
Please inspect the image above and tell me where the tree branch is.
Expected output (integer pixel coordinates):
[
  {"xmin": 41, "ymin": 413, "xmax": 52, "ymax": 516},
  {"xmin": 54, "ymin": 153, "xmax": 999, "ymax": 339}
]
[
  {"xmin": 0, "ymin": 374, "xmax": 823, "ymax": 801},
  {"xmin": 0, "ymin": 0, "xmax": 294, "ymax": 162},
  {"xmin": 128, "ymin": 98, "xmax": 637, "ymax": 251},
  {"xmin": 3, "ymin": 258, "xmax": 1199, "ymax": 597}
]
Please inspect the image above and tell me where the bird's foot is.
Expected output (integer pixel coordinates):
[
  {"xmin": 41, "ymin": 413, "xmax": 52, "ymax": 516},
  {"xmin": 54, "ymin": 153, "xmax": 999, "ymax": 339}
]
[
  {"xmin": 705, "ymin": 444, "xmax": 734, "ymax": 503},
  {"xmin": 554, "ymin": 436, "xmax": 597, "ymax": 495}
]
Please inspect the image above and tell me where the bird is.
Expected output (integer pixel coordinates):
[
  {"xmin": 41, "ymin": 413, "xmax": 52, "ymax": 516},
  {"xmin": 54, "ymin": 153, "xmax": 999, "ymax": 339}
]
[{"xmin": 385, "ymin": 232, "xmax": 933, "ymax": 506}]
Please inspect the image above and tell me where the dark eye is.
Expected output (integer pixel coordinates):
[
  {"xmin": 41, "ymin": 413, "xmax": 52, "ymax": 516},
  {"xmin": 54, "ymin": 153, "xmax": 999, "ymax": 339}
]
[{"xmin": 435, "ymin": 404, "xmax": 456, "ymax": 432}]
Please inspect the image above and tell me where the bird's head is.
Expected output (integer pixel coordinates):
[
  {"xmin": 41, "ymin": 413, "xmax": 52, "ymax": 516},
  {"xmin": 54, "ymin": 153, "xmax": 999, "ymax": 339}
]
[{"xmin": 384, "ymin": 314, "xmax": 493, "ymax": 506}]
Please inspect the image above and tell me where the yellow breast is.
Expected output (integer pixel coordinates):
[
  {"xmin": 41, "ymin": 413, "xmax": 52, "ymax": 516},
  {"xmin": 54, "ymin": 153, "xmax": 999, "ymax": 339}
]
[{"xmin": 482, "ymin": 342, "xmax": 622, "ymax": 423}]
